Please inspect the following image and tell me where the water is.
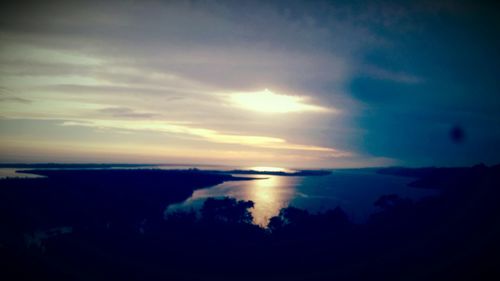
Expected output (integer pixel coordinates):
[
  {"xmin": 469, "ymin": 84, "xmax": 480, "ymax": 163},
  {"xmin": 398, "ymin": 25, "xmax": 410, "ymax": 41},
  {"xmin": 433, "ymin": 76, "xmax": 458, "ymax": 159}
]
[
  {"xmin": 0, "ymin": 166, "xmax": 438, "ymax": 226},
  {"xmin": 0, "ymin": 168, "xmax": 44, "ymax": 179},
  {"xmin": 167, "ymin": 169, "xmax": 438, "ymax": 226}
]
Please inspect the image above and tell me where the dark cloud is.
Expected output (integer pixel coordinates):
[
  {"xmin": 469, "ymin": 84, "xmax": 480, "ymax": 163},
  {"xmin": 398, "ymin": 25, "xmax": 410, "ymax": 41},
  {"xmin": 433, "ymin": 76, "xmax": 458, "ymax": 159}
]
[
  {"xmin": 1, "ymin": 0, "xmax": 499, "ymax": 166},
  {"xmin": 97, "ymin": 107, "xmax": 157, "ymax": 119}
]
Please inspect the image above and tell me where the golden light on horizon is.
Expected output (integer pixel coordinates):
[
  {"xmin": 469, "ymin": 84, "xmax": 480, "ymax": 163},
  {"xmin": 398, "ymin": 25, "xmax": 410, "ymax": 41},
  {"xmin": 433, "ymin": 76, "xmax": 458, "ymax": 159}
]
[
  {"xmin": 248, "ymin": 166, "xmax": 295, "ymax": 173},
  {"xmin": 230, "ymin": 89, "xmax": 329, "ymax": 113}
]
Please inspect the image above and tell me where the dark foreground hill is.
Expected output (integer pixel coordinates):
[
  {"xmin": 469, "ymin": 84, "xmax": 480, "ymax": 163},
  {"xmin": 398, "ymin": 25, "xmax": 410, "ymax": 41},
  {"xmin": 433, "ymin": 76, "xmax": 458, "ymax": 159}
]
[
  {"xmin": 1, "ymin": 165, "xmax": 500, "ymax": 281},
  {"xmin": 0, "ymin": 169, "xmax": 249, "ymax": 234}
]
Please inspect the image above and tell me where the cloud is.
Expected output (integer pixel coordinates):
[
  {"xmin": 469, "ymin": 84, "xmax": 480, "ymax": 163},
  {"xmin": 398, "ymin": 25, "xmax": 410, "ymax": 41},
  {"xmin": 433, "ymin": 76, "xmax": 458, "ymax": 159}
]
[
  {"xmin": 0, "ymin": 97, "xmax": 32, "ymax": 104},
  {"xmin": 228, "ymin": 89, "xmax": 333, "ymax": 113},
  {"xmin": 0, "ymin": 1, "xmax": 366, "ymax": 143},
  {"xmin": 4, "ymin": 0, "xmax": 443, "ymax": 166},
  {"xmin": 97, "ymin": 107, "xmax": 157, "ymax": 119},
  {"xmin": 60, "ymin": 119, "xmax": 350, "ymax": 156},
  {"xmin": 360, "ymin": 65, "xmax": 423, "ymax": 84}
]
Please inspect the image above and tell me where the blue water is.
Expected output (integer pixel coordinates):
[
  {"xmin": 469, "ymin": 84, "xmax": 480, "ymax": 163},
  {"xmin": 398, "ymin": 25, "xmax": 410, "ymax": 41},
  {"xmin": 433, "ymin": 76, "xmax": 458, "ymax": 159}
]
[
  {"xmin": 0, "ymin": 166, "xmax": 438, "ymax": 226},
  {"xmin": 167, "ymin": 169, "xmax": 438, "ymax": 226}
]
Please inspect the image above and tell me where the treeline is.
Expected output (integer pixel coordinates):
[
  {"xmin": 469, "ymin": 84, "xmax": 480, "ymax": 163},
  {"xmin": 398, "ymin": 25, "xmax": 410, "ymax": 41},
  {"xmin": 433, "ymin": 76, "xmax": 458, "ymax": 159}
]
[{"xmin": 1, "ymin": 165, "xmax": 500, "ymax": 281}]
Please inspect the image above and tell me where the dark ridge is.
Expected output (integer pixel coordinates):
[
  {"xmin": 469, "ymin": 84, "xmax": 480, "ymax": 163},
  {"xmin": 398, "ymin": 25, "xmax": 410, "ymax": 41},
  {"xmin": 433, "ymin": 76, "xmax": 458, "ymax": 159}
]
[
  {"xmin": 0, "ymin": 163, "xmax": 234, "ymax": 169},
  {"xmin": 0, "ymin": 169, "xmax": 253, "ymax": 232},
  {"xmin": 0, "ymin": 163, "xmax": 158, "ymax": 169}
]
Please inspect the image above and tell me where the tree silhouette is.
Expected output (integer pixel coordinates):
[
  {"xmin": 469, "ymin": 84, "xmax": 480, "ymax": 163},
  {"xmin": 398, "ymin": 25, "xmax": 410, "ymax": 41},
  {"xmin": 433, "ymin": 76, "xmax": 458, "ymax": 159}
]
[{"xmin": 200, "ymin": 197, "xmax": 254, "ymax": 224}]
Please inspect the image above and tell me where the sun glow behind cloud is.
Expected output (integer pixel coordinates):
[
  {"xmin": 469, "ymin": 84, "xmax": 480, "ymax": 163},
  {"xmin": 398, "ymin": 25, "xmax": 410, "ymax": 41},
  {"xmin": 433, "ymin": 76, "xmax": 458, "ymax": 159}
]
[
  {"xmin": 0, "ymin": 0, "xmax": 389, "ymax": 167},
  {"xmin": 229, "ymin": 89, "xmax": 331, "ymax": 113}
]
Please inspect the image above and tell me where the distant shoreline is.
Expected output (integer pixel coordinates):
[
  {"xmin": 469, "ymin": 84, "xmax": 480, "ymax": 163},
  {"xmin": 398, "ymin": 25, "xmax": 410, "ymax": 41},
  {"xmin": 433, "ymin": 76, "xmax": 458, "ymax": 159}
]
[
  {"xmin": 0, "ymin": 163, "xmax": 158, "ymax": 169},
  {"xmin": 0, "ymin": 163, "xmax": 332, "ymax": 177}
]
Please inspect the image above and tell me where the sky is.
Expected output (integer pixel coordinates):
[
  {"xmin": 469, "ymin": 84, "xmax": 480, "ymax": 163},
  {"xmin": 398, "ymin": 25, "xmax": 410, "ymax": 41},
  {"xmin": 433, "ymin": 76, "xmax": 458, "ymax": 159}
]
[{"xmin": 0, "ymin": 0, "xmax": 499, "ymax": 168}]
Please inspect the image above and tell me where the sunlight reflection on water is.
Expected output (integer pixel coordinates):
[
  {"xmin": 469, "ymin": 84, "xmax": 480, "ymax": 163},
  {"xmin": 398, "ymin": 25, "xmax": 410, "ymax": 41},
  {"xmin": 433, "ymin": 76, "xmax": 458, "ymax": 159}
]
[
  {"xmin": 168, "ymin": 175, "xmax": 299, "ymax": 226},
  {"xmin": 244, "ymin": 176, "xmax": 297, "ymax": 226},
  {"xmin": 166, "ymin": 170, "xmax": 439, "ymax": 227}
]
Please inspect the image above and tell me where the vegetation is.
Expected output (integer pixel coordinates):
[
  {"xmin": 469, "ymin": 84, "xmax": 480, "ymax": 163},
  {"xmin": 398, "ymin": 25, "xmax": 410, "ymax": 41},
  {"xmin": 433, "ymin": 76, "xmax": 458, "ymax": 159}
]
[{"xmin": 1, "ymin": 165, "xmax": 500, "ymax": 280}]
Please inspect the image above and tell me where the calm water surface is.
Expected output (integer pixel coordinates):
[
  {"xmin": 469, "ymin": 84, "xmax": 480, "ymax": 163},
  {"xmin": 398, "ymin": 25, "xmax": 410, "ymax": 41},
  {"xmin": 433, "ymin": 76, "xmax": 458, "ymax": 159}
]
[
  {"xmin": 0, "ymin": 167, "xmax": 438, "ymax": 226},
  {"xmin": 0, "ymin": 168, "xmax": 44, "ymax": 179},
  {"xmin": 167, "ymin": 170, "xmax": 438, "ymax": 226}
]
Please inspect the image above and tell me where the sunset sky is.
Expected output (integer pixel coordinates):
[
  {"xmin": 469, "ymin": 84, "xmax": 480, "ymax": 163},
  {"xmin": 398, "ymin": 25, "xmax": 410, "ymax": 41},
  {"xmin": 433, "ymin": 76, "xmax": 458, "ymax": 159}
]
[{"xmin": 1, "ymin": 0, "xmax": 499, "ymax": 168}]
